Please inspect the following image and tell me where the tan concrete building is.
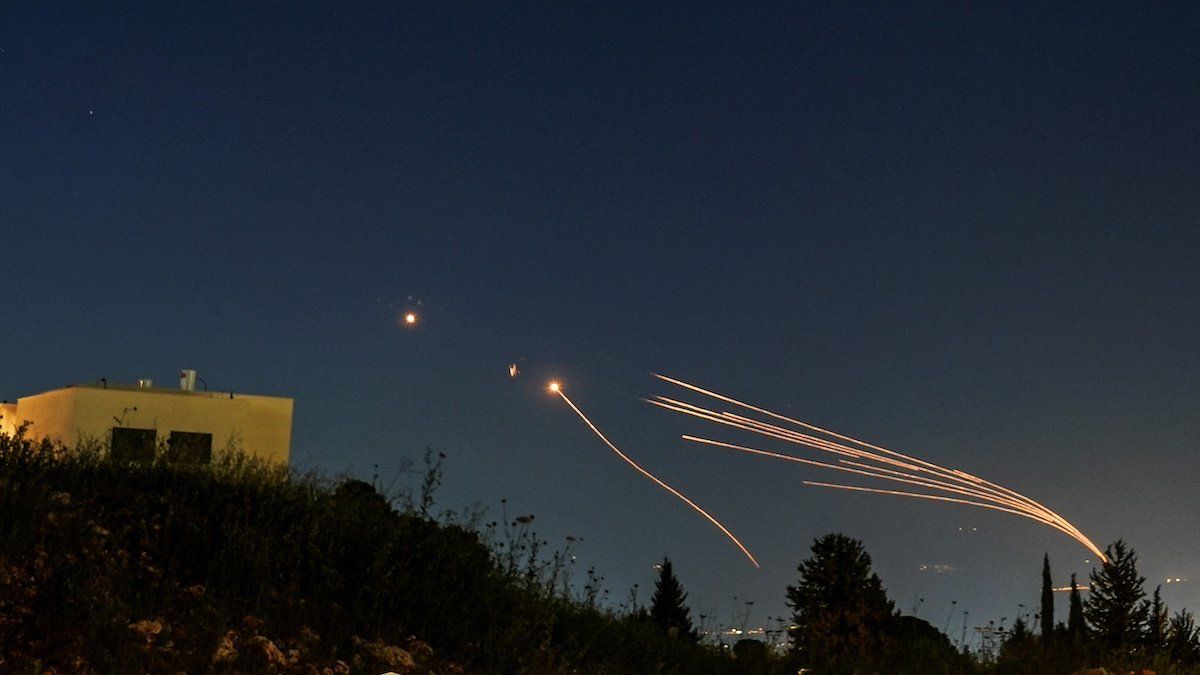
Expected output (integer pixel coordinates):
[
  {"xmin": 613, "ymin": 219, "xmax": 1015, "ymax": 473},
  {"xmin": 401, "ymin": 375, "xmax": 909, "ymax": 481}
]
[{"xmin": 0, "ymin": 373, "xmax": 293, "ymax": 464}]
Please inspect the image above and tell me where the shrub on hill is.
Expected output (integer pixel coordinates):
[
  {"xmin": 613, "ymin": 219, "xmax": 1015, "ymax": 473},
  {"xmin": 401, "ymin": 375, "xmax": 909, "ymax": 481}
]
[{"xmin": 0, "ymin": 428, "xmax": 744, "ymax": 673}]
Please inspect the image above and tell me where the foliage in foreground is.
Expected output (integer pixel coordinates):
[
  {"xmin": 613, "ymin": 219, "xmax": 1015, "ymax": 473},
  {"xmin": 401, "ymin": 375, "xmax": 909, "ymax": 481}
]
[
  {"xmin": 0, "ymin": 429, "xmax": 741, "ymax": 673},
  {"xmin": 785, "ymin": 532, "xmax": 1200, "ymax": 675},
  {"xmin": 649, "ymin": 557, "xmax": 699, "ymax": 643},
  {"xmin": 786, "ymin": 533, "xmax": 970, "ymax": 675},
  {"xmin": 990, "ymin": 539, "xmax": 1200, "ymax": 675},
  {"xmin": 7, "ymin": 423, "xmax": 1197, "ymax": 674}
]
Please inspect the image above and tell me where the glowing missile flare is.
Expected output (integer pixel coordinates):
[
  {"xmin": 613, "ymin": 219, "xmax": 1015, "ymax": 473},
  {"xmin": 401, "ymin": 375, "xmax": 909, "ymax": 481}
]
[
  {"xmin": 551, "ymin": 387, "xmax": 759, "ymax": 567},
  {"xmin": 403, "ymin": 312, "xmax": 418, "ymax": 325}
]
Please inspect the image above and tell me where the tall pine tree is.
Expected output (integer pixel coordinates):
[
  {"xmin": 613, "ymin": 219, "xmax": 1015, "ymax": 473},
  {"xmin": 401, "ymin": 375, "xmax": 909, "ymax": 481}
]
[
  {"xmin": 650, "ymin": 557, "xmax": 697, "ymax": 641},
  {"xmin": 1085, "ymin": 540, "xmax": 1148, "ymax": 653},
  {"xmin": 1041, "ymin": 553, "xmax": 1055, "ymax": 639},
  {"xmin": 787, "ymin": 533, "xmax": 895, "ymax": 672},
  {"xmin": 1147, "ymin": 585, "xmax": 1168, "ymax": 652}
]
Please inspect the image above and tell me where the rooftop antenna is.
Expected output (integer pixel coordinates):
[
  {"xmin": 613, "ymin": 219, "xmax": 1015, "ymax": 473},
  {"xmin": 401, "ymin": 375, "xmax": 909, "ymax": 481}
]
[
  {"xmin": 975, "ymin": 621, "xmax": 1004, "ymax": 658},
  {"xmin": 911, "ymin": 596, "xmax": 924, "ymax": 617},
  {"xmin": 944, "ymin": 600, "xmax": 958, "ymax": 634}
]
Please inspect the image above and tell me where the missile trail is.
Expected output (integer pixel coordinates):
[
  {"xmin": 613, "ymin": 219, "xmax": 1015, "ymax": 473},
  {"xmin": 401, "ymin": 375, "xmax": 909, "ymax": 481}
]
[
  {"xmin": 654, "ymin": 395, "xmax": 1059, "ymax": 524},
  {"xmin": 653, "ymin": 394, "xmax": 1035, "ymax": 511},
  {"xmin": 663, "ymin": 379, "xmax": 1100, "ymax": 555},
  {"xmin": 653, "ymin": 396, "xmax": 1054, "ymax": 521},
  {"xmin": 656, "ymin": 374, "xmax": 1063, "ymax": 514},
  {"xmin": 654, "ymin": 375, "xmax": 1106, "ymax": 562},
  {"xmin": 551, "ymin": 383, "xmax": 760, "ymax": 567},
  {"xmin": 801, "ymin": 481, "xmax": 1050, "ymax": 521},
  {"xmin": 660, "ymin": 393, "xmax": 1101, "ymax": 558},
  {"xmin": 682, "ymin": 435, "xmax": 1067, "ymax": 531}
]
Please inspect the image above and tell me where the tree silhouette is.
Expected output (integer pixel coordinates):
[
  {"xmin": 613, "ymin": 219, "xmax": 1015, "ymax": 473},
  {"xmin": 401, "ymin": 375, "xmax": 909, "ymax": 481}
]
[
  {"xmin": 1067, "ymin": 573, "xmax": 1086, "ymax": 641},
  {"xmin": 1147, "ymin": 584, "xmax": 1167, "ymax": 652},
  {"xmin": 649, "ymin": 557, "xmax": 697, "ymax": 642},
  {"xmin": 1085, "ymin": 539, "xmax": 1148, "ymax": 653},
  {"xmin": 998, "ymin": 616, "xmax": 1038, "ymax": 667},
  {"xmin": 1168, "ymin": 610, "xmax": 1200, "ymax": 666},
  {"xmin": 787, "ymin": 533, "xmax": 894, "ymax": 672},
  {"xmin": 1040, "ymin": 553, "xmax": 1054, "ymax": 639}
]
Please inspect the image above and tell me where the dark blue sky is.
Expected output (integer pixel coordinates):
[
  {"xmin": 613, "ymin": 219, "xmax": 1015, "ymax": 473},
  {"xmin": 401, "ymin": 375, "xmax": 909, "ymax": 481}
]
[{"xmin": 3, "ymin": 2, "xmax": 1198, "ymax": 639}]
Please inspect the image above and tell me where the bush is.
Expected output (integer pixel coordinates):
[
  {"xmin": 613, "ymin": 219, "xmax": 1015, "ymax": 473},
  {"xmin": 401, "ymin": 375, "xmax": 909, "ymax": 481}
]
[{"xmin": 0, "ymin": 428, "xmax": 743, "ymax": 672}]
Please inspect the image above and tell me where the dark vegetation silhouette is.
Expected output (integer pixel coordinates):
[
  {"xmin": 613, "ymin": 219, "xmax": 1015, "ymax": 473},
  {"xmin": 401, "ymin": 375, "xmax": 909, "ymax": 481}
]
[
  {"xmin": 1041, "ymin": 553, "xmax": 1055, "ymax": 639},
  {"xmin": 649, "ymin": 557, "xmax": 698, "ymax": 642},
  {"xmin": 1087, "ymin": 539, "xmax": 1150, "ymax": 654},
  {"xmin": 1068, "ymin": 572, "xmax": 1086, "ymax": 642},
  {"xmin": 787, "ymin": 533, "xmax": 894, "ymax": 672},
  {"xmin": 0, "ymin": 426, "xmax": 741, "ymax": 672},
  {"xmin": 781, "ymin": 534, "xmax": 1200, "ymax": 674},
  {"xmin": 4, "ymin": 424, "xmax": 1200, "ymax": 673},
  {"xmin": 988, "ymin": 541, "xmax": 1200, "ymax": 674},
  {"xmin": 1169, "ymin": 611, "xmax": 1200, "ymax": 667},
  {"xmin": 786, "ymin": 533, "xmax": 967, "ymax": 674}
]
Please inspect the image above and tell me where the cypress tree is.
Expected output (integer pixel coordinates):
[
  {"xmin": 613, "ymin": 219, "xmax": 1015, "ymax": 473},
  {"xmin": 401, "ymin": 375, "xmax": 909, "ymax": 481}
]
[
  {"xmin": 1040, "ymin": 553, "xmax": 1054, "ymax": 639},
  {"xmin": 1068, "ymin": 573, "xmax": 1085, "ymax": 640}
]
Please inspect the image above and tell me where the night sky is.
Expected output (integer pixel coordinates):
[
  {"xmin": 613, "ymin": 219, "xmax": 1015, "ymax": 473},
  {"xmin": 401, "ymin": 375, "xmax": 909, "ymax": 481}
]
[{"xmin": 3, "ymin": 2, "xmax": 1199, "ymax": 641}]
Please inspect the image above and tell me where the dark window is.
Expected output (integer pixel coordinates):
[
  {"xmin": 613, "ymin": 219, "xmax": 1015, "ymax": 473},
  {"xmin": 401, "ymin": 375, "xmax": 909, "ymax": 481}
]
[
  {"xmin": 111, "ymin": 427, "xmax": 156, "ymax": 462},
  {"xmin": 167, "ymin": 431, "xmax": 212, "ymax": 464}
]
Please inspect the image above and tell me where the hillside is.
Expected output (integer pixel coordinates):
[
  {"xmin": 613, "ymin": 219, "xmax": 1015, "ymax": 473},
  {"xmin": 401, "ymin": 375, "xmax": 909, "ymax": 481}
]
[{"xmin": 0, "ymin": 429, "xmax": 745, "ymax": 673}]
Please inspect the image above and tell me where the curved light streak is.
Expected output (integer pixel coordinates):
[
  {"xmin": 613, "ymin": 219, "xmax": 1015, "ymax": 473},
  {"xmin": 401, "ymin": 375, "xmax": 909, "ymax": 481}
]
[
  {"xmin": 554, "ymin": 386, "xmax": 760, "ymax": 567},
  {"xmin": 801, "ymin": 481, "xmax": 1051, "ymax": 522},
  {"xmin": 683, "ymin": 436, "xmax": 1066, "ymax": 531},
  {"xmin": 654, "ymin": 374, "xmax": 1106, "ymax": 563}
]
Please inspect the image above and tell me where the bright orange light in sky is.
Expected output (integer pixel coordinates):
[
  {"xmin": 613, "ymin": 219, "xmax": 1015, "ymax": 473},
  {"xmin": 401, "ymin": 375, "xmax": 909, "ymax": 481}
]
[
  {"xmin": 404, "ymin": 312, "xmax": 417, "ymax": 325},
  {"xmin": 548, "ymin": 381, "xmax": 561, "ymax": 392}
]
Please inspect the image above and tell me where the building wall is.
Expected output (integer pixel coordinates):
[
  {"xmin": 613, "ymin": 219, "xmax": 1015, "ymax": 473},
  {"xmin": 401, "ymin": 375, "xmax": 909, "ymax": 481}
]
[
  {"xmin": 3, "ymin": 385, "xmax": 293, "ymax": 464},
  {"xmin": 0, "ymin": 402, "xmax": 17, "ymax": 437}
]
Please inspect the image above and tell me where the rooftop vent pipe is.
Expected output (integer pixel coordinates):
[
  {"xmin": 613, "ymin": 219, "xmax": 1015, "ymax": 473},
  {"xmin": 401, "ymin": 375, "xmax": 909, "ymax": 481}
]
[{"xmin": 179, "ymin": 369, "xmax": 197, "ymax": 391}]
